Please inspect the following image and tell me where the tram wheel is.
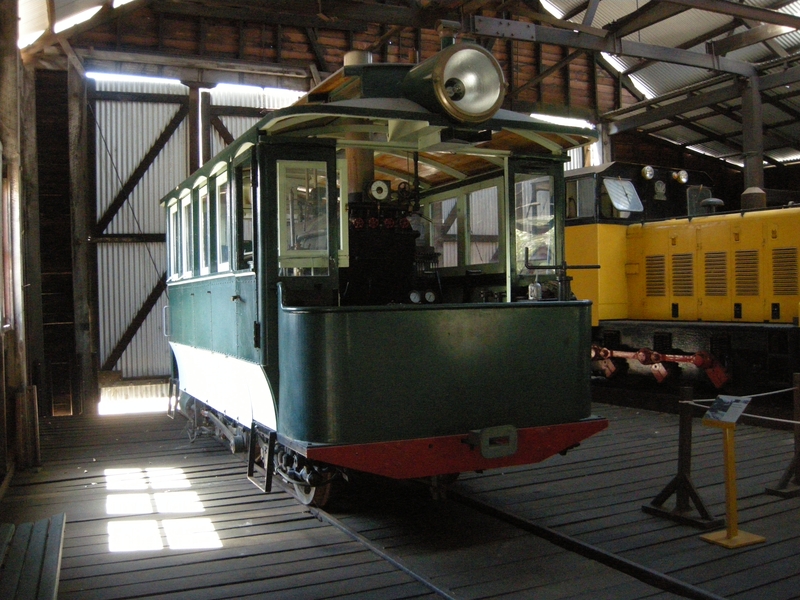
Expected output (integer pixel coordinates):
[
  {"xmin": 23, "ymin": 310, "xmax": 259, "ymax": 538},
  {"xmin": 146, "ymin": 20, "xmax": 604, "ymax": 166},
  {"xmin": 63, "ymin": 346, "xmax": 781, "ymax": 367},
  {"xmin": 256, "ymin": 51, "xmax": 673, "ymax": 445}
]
[{"xmin": 292, "ymin": 480, "xmax": 333, "ymax": 507}]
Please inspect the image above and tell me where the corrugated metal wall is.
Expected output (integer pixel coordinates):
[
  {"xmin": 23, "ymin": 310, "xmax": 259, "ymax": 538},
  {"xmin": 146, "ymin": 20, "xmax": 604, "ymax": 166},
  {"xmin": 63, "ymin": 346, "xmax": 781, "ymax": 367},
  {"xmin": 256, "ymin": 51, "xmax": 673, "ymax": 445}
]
[
  {"xmin": 208, "ymin": 86, "xmax": 302, "ymax": 156},
  {"xmin": 93, "ymin": 80, "xmax": 303, "ymax": 380},
  {"xmin": 94, "ymin": 79, "xmax": 189, "ymax": 379}
]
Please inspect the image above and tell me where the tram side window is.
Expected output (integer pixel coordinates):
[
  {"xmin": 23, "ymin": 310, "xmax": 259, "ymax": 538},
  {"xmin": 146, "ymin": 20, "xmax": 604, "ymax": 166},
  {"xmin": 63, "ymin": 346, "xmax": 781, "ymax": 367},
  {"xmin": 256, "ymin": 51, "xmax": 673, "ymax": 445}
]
[
  {"xmin": 168, "ymin": 202, "xmax": 180, "ymax": 279},
  {"xmin": 236, "ymin": 165, "xmax": 254, "ymax": 270},
  {"xmin": 277, "ymin": 160, "xmax": 329, "ymax": 276},
  {"xmin": 430, "ymin": 197, "xmax": 459, "ymax": 268},
  {"xmin": 515, "ymin": 174, "xmax": 554, "ymax": 275},
  {"xmin": 181, "ymin": 195, "xmax": 193, "ymax": 276},
  {"xmin": 468, "ymin": 186, "xmax": 500, "ymax": 265},
  {"xmin": 198, "ymin": 186, "xmax": 211, "ymax": 275},
  {"xmin": 217, "ymin": 177, "xmax": 230, "ymax": 270}
]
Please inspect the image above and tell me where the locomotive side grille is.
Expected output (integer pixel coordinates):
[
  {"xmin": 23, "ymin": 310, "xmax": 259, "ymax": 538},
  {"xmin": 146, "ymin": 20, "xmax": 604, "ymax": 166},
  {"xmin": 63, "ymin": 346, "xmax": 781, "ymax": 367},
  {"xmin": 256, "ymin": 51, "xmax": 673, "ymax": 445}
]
[
  {"xmin": 773, "ymin": 247, "xmax": 798, "ymax": 295},
  {"xmin": 704, "ymin": 252, "xmax": 727, "ymax": 296},
  {"xmin": 735, "ymin": 250, "xmax": 759, "ymax": 296},
  {"xmin": 671, "ymin": 253, "xmax": 694, "ymax": 296},
  {"xmin": 646, "ymin": 255, "xmax": 666, "ymax": 297}
]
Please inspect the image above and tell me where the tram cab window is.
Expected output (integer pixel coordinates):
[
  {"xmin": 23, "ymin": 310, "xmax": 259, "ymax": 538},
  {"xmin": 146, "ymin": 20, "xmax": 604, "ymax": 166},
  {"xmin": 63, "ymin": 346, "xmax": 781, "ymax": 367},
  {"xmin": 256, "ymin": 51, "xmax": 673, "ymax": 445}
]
[
  {"xmin": 216, "ymin": 176, "xmax": 230, "ymax": 271},
  {"xmin": 515, "ymin": 173, "xmax": 554, "ymax": 276},
  {"xmin": 277, "ymin": 160, "xmax": 329, "ymax": 276},
  {"xmin": 168, "ymin": 202, "xmax": 180, "ymax": 279},
  {"xmin": 198, "ymin": 186, "xmax": 211, "ymax": 275},
  {"xmin": 565, "ymin": 177, "xmax": 595, "ymax": 219},
  {"xmin": 426, "ymin": 179, "xmax": 503, "ymax": 271},
  {"xmin": 235, "ymin": 165, "xmax": 254, "ymax": 270},
  {"xmin": 469, "ymin": 186, "xmax": 500, "ymax": 265},
  {"xmin": 430, "ymin": 197, "xmax": 458, "ymax": 267},
  {"xmin": 180, "ymin": 195, "xmax": 193, "ymax": 276},
  {"xmin": 600, "ymin": 178, "xmax": 643, "ymax": 219}
]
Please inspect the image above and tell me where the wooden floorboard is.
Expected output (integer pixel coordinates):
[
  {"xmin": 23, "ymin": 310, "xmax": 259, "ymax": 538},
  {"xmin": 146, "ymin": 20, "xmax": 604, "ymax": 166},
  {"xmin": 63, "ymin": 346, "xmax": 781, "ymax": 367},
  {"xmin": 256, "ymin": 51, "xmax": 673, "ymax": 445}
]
[{"xmin": 2, "ymin": 403, "xmax": 798, "ymax": 599}]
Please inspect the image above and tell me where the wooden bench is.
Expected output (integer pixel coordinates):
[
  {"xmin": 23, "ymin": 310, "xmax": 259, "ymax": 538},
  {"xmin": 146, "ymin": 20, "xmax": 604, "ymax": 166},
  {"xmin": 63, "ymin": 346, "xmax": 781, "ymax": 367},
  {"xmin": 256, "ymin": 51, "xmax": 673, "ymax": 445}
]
[{"xmin": 0, "ymin": 514, "xmax": 66, "ymax": 600}]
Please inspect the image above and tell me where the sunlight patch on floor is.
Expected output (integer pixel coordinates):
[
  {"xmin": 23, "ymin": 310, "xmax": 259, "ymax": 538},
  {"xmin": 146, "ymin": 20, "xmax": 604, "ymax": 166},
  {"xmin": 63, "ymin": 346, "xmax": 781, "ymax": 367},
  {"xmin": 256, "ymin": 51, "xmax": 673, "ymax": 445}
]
[{"xmin": 104, "ymin": 467, "xmax": 222, "ymax": 552}]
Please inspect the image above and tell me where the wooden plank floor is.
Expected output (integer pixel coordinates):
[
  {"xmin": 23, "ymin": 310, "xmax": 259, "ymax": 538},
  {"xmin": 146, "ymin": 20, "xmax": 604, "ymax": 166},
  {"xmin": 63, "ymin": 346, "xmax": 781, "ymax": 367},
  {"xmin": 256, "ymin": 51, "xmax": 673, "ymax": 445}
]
[
  {"xmin": 453, "ymin": 403, "xmax": 800, "ymax": 600},
  {"xmin": 1, "ymin": 402, "xmax": 798, "ymax": 599},
  {"xmin": 0, "ymin": 413, "xmax": 438, "ymax": 600}
]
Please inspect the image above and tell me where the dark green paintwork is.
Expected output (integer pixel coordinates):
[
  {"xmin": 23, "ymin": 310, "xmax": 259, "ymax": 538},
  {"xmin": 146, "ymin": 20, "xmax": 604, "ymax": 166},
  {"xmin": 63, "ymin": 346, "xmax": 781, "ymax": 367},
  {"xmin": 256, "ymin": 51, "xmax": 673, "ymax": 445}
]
[
  {"xmin": 277, "ymin": 289, "xmax": 593, "ymax": 445},
  {"xmin": 168, "ymin": 274, "xmax": 260, "ymax": 363}
]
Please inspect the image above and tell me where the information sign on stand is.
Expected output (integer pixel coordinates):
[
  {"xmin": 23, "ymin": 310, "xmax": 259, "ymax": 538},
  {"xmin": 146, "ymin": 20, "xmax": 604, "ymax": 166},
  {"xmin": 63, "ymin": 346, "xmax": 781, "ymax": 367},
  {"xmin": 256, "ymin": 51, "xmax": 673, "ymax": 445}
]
[{"xmin": 700, "ymin": 395, "xmax": 766, "ymax": 549}]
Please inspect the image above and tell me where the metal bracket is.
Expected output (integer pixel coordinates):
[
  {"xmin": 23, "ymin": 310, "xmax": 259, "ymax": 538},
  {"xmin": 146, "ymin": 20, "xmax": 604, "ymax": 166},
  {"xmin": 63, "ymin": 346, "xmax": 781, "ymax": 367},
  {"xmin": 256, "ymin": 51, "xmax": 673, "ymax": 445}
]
[
  {"xmin": 247, "ymin": 424, "xmax": 277, "ymax": 493},
  {"xmin": 166, "ymin": 378, "xmax": 178, "ymax": 420},
  {"xmin": 467, "ymin": 425, "xmax": 518, "ymax": 459}
]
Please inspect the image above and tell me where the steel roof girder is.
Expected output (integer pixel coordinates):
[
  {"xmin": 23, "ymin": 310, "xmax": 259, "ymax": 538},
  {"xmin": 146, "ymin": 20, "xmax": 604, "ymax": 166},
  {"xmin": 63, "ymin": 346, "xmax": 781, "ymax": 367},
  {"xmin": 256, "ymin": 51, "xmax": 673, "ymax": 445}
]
[{"xmin": 471, "ymin": 16, "xmax": 756, "ymax": 77}]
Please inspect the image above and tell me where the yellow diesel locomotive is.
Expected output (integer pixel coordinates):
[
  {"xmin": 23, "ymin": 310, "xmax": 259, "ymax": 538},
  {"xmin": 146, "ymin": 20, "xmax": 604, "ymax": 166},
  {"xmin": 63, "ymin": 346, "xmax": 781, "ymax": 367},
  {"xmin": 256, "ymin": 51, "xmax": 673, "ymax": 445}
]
[{"xmin": 565, "ymin": 162, "xmax": 799, "ymax": 393}]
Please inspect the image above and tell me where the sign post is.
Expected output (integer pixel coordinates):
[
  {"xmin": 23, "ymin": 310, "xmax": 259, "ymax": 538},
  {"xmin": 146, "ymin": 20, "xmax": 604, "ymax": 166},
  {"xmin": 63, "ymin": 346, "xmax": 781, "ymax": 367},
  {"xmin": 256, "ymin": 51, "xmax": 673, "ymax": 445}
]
[{"xmin": 700, "ymin": 395, "xmax": 766, "ymax": 549}]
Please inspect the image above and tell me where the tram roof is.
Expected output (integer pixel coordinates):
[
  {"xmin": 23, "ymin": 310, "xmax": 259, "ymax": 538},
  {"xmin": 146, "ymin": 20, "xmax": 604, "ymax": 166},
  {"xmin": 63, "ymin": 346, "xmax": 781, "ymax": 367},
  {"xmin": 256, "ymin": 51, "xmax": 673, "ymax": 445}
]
[{"xmin": 163, "ymin": 64, "xmax": 597, "ymax": 202}]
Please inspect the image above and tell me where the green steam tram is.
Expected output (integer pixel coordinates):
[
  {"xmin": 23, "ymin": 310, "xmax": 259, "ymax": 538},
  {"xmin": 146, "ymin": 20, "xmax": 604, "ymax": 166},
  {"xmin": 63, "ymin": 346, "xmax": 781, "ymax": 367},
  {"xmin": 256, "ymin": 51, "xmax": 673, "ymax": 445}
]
[{"xmin": 162, "ymin": 42, "xmax": 607, "ymax": 506}]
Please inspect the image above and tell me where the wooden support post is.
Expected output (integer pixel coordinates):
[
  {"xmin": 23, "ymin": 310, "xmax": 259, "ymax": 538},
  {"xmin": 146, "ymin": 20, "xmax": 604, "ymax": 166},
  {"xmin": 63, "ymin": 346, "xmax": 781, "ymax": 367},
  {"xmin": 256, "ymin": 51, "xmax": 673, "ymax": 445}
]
[
  {"xmin": 642, "ymin": 387, "xmax": 723, "ymax": 529},
  {"xmin": 20, "ymin": 62, "xmax": 48, "ymax": 416},
  {"xmin": 701, "ymin": 420, "xmax": 766, "ymax": 549},
  {"xmin": 68, "ymin": 60, "xmax": 99, "ymax": 414},
  {"xmin": 766, "ymin": 372, "xmax": 800, "ymax": 497}
]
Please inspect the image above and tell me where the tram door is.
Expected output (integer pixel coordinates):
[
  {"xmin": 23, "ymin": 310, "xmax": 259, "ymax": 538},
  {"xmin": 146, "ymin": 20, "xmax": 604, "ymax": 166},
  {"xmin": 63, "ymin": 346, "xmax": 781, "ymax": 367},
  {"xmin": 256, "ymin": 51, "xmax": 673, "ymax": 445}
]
[
  {"xmin": 233, "ymin": 154, "xmax": 261, "ymax": 364},
  {"xmin": 257, "ymin": 142, "xmax": 339, "ymax": 381}
]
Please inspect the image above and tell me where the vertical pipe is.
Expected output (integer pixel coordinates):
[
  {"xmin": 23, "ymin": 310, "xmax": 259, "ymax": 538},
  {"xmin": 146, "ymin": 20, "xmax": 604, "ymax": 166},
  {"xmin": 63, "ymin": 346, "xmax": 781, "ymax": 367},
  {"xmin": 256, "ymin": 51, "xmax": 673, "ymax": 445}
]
[{"xmin": 343, "ymin": 51, "xmax": 374, "ymax": 200}]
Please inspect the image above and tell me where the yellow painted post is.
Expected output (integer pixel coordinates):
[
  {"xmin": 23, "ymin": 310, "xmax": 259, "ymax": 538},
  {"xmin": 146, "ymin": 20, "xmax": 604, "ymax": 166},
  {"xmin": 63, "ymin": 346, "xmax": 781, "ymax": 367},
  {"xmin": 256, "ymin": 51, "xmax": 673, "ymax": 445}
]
[{"xmin": 700, "ymin": 420, "xmax": 766, "ymax": 549}]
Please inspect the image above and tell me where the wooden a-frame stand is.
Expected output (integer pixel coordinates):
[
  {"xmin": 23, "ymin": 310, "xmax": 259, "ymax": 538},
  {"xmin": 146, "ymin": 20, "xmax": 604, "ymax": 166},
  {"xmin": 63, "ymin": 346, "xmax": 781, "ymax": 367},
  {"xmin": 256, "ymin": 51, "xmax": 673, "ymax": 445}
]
[{"xmin": 642, "ymin": 389, "xmax": 723, "ymax": 529}]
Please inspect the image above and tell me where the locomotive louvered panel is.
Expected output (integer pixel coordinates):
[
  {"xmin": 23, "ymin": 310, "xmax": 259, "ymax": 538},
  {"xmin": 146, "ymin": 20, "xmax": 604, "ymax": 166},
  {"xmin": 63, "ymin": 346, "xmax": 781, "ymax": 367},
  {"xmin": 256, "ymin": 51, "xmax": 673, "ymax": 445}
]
[
  {"xmin": 773, "ymin": 247, "xmax": 798, "ymax": 295},
  {"xmin": 671, "ymin": 253, "xmax": 694, "ymax": 296},
  {"xmin": 646, "ymin": 255, "xmax": 666, "ymax": 297},
  {"xmin": 735, "ymin": 250, "xmax": 759, "ymax": 296},
  {"xmin": 704, "ymin": 251, "xmax": 727, "ymax": 296}
]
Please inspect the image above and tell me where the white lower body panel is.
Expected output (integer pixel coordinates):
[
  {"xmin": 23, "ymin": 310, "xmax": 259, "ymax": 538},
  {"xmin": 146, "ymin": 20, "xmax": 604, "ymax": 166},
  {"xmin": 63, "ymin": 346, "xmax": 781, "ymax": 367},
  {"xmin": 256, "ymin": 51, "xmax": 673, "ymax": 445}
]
[{"xmin": 169, "ymin": 342, "xmax": 277, "ymax": 430}]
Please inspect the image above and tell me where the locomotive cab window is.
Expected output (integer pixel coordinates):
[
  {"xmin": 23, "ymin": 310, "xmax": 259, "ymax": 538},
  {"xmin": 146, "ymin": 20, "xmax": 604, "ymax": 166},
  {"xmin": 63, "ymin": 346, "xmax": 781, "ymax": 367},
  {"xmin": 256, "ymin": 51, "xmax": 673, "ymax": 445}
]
[
  {"xmin": 277, "ymin": 160, "xmax": 330, "ymax": 277},
  {"xmin": 600, "ymin": 178, "xmax": 643, "ymax": 219},
  {"xmin": 565, "ymin": 176, "xmax": 595, "ymax": 220}
]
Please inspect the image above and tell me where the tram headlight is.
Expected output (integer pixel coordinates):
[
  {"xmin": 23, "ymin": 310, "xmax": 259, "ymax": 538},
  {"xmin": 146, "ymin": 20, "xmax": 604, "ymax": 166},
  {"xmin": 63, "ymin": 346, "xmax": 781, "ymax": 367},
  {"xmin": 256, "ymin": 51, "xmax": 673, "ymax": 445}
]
[
  {"xmin": 402, "ymin": 43, "xmax": 505, "ymax": 123},
  {"xmin": 641, "ymin": 165, "xmax": 655, "ymax": 180}
]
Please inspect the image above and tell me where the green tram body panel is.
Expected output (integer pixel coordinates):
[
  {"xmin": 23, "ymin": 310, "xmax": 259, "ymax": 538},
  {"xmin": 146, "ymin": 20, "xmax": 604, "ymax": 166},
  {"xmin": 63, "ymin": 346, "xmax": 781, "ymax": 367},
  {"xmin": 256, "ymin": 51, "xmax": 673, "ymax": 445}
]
[
  {"xmin": 168, "ymin": 275, "xmax": 259, "ymax": 363},
  {"xmin": 278, "ymin": 296, "xmax": 593, "ymax": 445}
]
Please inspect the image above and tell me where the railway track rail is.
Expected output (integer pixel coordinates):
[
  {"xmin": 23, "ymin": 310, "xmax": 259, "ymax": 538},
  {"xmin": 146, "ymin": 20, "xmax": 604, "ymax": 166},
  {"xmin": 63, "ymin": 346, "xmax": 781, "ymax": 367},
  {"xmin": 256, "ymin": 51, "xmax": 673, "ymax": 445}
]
[{"xmin": 300, "ymin": 480, "xmax": 728, "ymax": 600}]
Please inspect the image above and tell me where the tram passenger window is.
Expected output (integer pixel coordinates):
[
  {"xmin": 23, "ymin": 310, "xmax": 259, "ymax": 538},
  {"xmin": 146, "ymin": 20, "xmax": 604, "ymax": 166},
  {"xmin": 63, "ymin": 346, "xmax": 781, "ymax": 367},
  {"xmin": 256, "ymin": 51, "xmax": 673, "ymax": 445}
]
[
  {"xmin": 236, "ymin": 166, "xmax": 254, "ymax": 270},
  {"xmin": 430, "ymin": 197, "xmax": 458, "ymax": 268},
  {"xmin": 181, "ymin": 195, "xmax": 193, "ymax": 276},
  {"xmin": 199, "ymin": 186, "xmax": 211, "ymax": 275},
  {"xmin": 217, "ymin": 178, "xmax": 230, "ymax": 270},
  {"xmin": 277, "ymin": 160, "xmax": 329, "ymax": 276},
  {"xmin": 514, "ymin": 174, "xmax": 554, "ymax": 276},
  {"xmin": 168, "ymin": 202, "xmax": 180, "ymax": 279},
  {"xmin": 468, "ymin": 186, "xmax": 500, "ymax": 265}
]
